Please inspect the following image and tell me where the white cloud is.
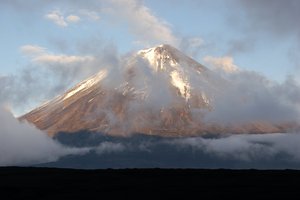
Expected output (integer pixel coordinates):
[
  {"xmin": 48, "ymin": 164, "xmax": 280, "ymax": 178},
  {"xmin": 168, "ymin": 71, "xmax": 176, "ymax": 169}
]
[
  {"xmin": 0, "ymin": 106, "xmax": 88, "ymax": 166},
  {"xmin": 171, "ymin": 133, "xmax": 300, "ymax": 162},
  {"xmin": 95, "ymin": 142, "xmax": 125, "ymax": 155},
  {"xmin": 106, "ymin": 0, "xmax": 178, "ymax": 46},
  {"xmin": 20, "ymin": 45, "xmax": 46, "ymax": 56},
  {"xmin": 203, "ymin": 71, "xmax": 300, "ymax": 125},
  {"xmin": 43, "ymin": 1, "xmax": 178, "ymax": 46},
  {"xmin": 12, "ymin": 43, "xmax": 120, "ymax": 116},
  {"xmin": 33, "ymin": 54, "xmax": 94, "ymax": 65},
  {"xmin": 20, "ymin": 45, "xmax": 94, "ymax": 65},
  {"xmin": 66, "ymin": 15, "xmax": 80, "ymax": 23},
  {"xmin": 204, "ymin": 56, "xmax": 239, "ymax": 73},
  {"xmin": 45, "ymin": 10, "xmax": 80, "ymax": 27},
  {"xmin": 45, "ymin": 10, "xmax": 68, "ymax": 27}
]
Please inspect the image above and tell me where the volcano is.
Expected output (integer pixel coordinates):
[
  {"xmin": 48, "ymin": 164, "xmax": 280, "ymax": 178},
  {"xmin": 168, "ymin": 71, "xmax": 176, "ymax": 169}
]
[{"xmin": 20, "ymin": 44, "xmax": 291, "ymax": 136}]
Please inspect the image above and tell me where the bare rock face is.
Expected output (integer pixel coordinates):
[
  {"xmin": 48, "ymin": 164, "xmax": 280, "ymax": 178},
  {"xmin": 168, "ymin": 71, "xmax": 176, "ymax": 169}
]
[{"xmin": 20, "ymin": 45, "xmax": 293, "ymax": 136}]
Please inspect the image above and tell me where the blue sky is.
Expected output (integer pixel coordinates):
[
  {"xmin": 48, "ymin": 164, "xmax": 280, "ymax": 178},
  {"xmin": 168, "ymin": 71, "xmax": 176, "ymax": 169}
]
[
  {"xmin": 0, "ymin": 0, "xmax": 299, "ymax": 80},
  {"xmin": 1, "ymin": 0, "xmax": 300, "ymax": 114}
]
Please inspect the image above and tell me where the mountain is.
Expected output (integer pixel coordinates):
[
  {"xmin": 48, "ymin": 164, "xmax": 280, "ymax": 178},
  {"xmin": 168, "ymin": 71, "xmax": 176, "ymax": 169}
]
[{"xmin": 20, "ymin": 44, "xmax": 291, "ymax": 136}]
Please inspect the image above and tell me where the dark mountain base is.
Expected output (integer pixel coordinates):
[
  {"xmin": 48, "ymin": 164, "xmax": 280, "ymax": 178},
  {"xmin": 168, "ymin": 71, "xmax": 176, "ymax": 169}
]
[
  {"xmin": 42, "ymin": 132, "xmax": 300, "ymax": 169},
  {"xmin": 1, "ymin": 167, "xmax": 300, "ymax": 199}
]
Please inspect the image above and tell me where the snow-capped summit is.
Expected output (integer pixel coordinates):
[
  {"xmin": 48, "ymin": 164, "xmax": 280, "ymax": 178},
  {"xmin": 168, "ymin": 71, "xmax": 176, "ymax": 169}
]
[
  {"xmin": 138, "ymin": 44, "xmax": 206, "ymax": 72},
  {"xmin": 20, "ymin": 45, "xmax": 288, "ymax": 136},
  {"xmin": 137, "ymin": 44, "xmax": 209, "ymax": 101}
]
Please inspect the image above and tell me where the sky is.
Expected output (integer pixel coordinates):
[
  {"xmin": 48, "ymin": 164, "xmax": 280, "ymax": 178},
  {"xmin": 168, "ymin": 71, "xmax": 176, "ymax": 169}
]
[
  {"xmin": 1, "ymin": 0, "xmax": 299, "ymax": 77},
  {"xmin": 0, "ymin": 0, "xmax": 300, "ymax": 114}
]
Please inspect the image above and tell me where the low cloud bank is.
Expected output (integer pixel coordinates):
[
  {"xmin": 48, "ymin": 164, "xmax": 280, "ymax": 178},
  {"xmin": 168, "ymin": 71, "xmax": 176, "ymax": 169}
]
[
  {"xmin": 50, "ymin": 131, "xmax": 300, "ymax": 169},
  {"xmin": 95, "ymin": 142, "xmax": 126, "ymax": 155},
  {"xmin": 0, "ymin": 107, "xmax": 89, "ymax": 166},
  {"xmin": 171, "ymin": 133, "xmax": 300, "ymax": 162}
]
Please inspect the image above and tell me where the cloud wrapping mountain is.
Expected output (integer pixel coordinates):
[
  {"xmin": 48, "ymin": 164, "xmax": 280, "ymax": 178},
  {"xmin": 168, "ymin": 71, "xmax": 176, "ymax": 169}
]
[
  {"xmin": 205, "ymin": 71, "xmax": 300, "ymax": 125},
  {"xmin": 20, "ymin": 45, "xmax": 300, "ymax": 136}
]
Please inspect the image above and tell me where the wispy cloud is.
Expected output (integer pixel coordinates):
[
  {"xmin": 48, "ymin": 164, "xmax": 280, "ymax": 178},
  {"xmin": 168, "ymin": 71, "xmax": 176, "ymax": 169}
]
[
  {"xmin": 204, "ymin": 56, "xmax": 239, "ymax": 73},
  {"xmin": 226, "ymin": 0, "xmax": 300, "ymax": 66},
  {"xmin": 45, "ymin": 10, "xmax": 68, "ymax": 27},
  {"xmin": 20, "ymin": 45, "xmax": 47, "ymax": 56},
  {"xmin": 51, "ymin": 132, "xmax": 300, "ymax": 168},
  {"xmin": 45, "ymin": 10, "xmax": 81, "ymax": 27},
  {"xmin": 105, "ymin": 0, "xmax": 179, "ymax": 46},
  {"xmin": 66, "ymin": 15, "xmax": 80, "ymax": 23},
  {"xmin": 179, "ymin": 36, "xmax": 205, "ymax": 59},
  {"xmin": 204, "ymin": 70, "xmax": 300, "ymax": 125},
  {"xmin": 95, "ymin": 142, "xmax": 126, "ymax": 155},
  {"xmin": 20, "ymin": 44, "xmax": 94, "ymax": 65},
  {"xmin": 171, "ymin": 133, "xmax": 300, "ymax": 162},
  {"xmin": 5, "ymin": 43, "xmax": 120, "ymax": 115},
  {"xmin": 235, "ymin": 0, "xmax": 300, "ymax": 40},
  {"xmin": 33, "ymin": 54, "xmax": 93, "ymax": 65}
]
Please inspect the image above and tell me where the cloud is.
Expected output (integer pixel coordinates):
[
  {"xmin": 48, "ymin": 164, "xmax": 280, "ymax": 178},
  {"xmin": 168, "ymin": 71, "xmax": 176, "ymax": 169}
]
[
  {"xmin": 21, "ymin": 44, "xmax": 94, "ymax": 67},
  {"xmin": 204, "ymin": 70, "xmax": 300, "ymax": 125},
  {"xmin": 203, "ymin": 56, "xmax": 239, "ymax": 72},
  {"xmin": 66, "ymin": 15, "xmax": 80, "ymax": 23},
  {"xmin": 95, "ymin": 142, "xmax": 126, "ymax": 155},
  {"xmin": 105, "ymin": 0, "xmax": 179, "ymax": 46},
  {"xmin": 52, "ymin": 132, "xmax": 300, "ymax": 168},
  {"xmin": 19, "ymin": 45, "xmax": 95, "ymax": 97},
  {"xmin": 235, "ymin": 0, "xmax": 300, "ymax": 40},
  {"xmin": 21, "ymin": 45, "xmax": 94, "ymax": 65},
  {"xmin": 0, "ymin": 106, "xmax": 88, "ymax": 166},
  {"xmin": 6, "ymin": 43, "xmax": 120, "ymax": 115},
  {"xmin": 171, "ymin": 133, "xmax": 300, "ymax": 162},
  {"xmin": 42, "ymin": 0, "xmax": 179, "ymax": 46},
  {"xmin": 229, "ymin": 0, "xmax": 300, "ymax": 61},
  {"xmin": 5, "ymin": 0, "xmax": 179, "ymax": 46},
  {"xmin": 179, "ymin": 37, "xmax": 205, "ymax": 58},
  {"xmin": 226, "ymin": 37, "xmax": 256, "ymax": 55},
  {"xmin": 4, "ymin": 0, "xmax": 184, "ymax": 114},
  {"xmin": 45, "ymin": 10, "xmax": 68, "ymax": 27},
  {"xmin": 45, "ymin": 10, "xmax": 81, "ymax": 27},
  {"xmin": 20, "ymin": 45, "xmax": 46, "ymax": 56},
  {"xmin": 32, "ymin": 54, "xmax": 93, "ymax": 65}
]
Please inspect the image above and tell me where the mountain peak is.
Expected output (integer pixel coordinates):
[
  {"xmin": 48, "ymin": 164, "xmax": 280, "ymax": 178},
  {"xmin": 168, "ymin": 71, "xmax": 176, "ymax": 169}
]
[
  {"xmin": 20, "ymin": 43, "xmax": 291, "ymax": 136},
  {"xmin": 138, "ymin": 44, "xmax": 182, "ymax": 59},
  {"xmin": 138, "ymin": 44, "xmax": 206, "ymax": 74},
  {"xmin": 138, "ymin": 44, "xmax": 174, "ymax": 52}
]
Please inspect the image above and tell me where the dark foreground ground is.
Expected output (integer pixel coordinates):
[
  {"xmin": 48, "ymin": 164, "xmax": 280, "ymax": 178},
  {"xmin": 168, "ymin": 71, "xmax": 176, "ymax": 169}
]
[{"xmin": 1, "ymin": 167, "xmax": 300, "ymax": 199}]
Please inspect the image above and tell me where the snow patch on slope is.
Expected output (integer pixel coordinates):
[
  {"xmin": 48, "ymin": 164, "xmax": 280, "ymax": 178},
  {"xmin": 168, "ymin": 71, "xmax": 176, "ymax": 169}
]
[
  {"xmin": 138, "ymin": 47, "xmax": 157, "ymax": 69},
  {"xmin": 170, "ymin": 71, "xmax": 191, "ymax": 101},
  {"xmin": 138, "ymin": 45, "xmax": 178, "ymax": 72},
  {"xmin": 138, "ymin": 44, "xmax": 194, "ymax": 101},
  {"xmin": 63, "ymin": 69, "xmax": 108, "ymax": 100}
]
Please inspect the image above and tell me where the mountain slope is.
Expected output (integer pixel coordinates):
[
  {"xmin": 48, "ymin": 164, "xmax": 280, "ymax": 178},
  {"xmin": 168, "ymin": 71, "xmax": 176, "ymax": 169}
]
[{"xmin": 20, "ymin": 44, "xmax": 289, "ymax": 136}]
